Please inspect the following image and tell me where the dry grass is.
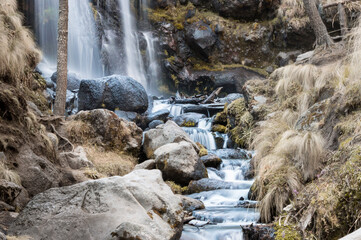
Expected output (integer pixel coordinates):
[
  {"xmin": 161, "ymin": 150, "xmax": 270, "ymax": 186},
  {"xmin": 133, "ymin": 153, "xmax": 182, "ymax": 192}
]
[
  {"xmin": 84, "ymin": 146, "xmax": 137, "ymax": 177},
  {"xmin": 6, "ymin": 236, "xmax": 32, "ymax": 240},
  {"xmin": 0, "ymin": 0, "xmax": 41, "ymax": 80},
  {"xmin": 0, "ymin": 161, "xmax": 21, "ymax": 185},
  {"xmin": 277, "ymin": 0, "xmax": 308, "ymax": 30}
]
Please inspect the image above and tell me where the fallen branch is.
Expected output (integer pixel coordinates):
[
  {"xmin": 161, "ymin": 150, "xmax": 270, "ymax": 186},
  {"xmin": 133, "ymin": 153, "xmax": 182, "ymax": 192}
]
[
  {"xmin": 50, "ymin": 124, "xmax": 74, "ymax": 152},
  {"xmin": 201, "ymin": 87, "xmax": 223, "ymax": 104}
]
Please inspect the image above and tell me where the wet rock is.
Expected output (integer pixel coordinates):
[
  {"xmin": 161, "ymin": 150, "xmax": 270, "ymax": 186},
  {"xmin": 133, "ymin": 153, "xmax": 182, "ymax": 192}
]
[
  {"xmin": 218, "ymin": 93, "xmax": 244, "ymax": 104},
  {"xmin": 149, "ymin": 120, "xmax": 164, "ymax": 129},
  {"xmin": 173, "ymin": 112, "xmax": 206, "ymax": 127},
  {"xmin": 114, "ymin": 110, "xmax": 138, "ymax": 122},
  {"xmin": 134, "ymin": 159, "xmax": 156, "ymax": 170},
  {"xmin": 200, "ymin": 154, "xmax": 222, "ymax": 168},
  {"xmin": 185, "ymin": 21, "xmax": 217, "ymax": 60},
  {"xmin": 143, "ymin": 120, "xmax": 199, "ymax": 159},
  {"xmin": 207, "ymin": 167, "xmax": 226, "ymax": 179},
  {"xmin": 154, "ymin": 141, "xmax": 207, "ymax": 185},
  {"xmin": 179, "ymin": 195, "xmax": 205, "ymax": 212},
  {"xmin": 102, "ymin": 75, "xmax": 148, "ymax": 113},
  {"xmin": 188, "ymin": 178, "xmax": 251, "ymax": 193},
  {"xmin": 214, "ymin": 149, "xmax": 248, "ymax": 159},
  {"xmin": 51, "ymin": 72, "xmax": 81, "ymax": 91},
  {"xmin": 59, "ymin": 147, "xmax": 93, "ymax": 170},
  {"xmin": 9, "ymin": 170, "xmax": 184, "ymax": 240},
  {"xmin": 66, "ymin": 109, "xmax": 143, "ymax": 156},
  {"xmin": 78, "ymin": 75, "xmax": 148, "ymax": 114},
  {"xmin": 77, "ymin": 79, "xmax": 104, "ymax": 110},
  {"xmin": 146, "ymin": 109, "xmax": 170, "ymax": 123}
]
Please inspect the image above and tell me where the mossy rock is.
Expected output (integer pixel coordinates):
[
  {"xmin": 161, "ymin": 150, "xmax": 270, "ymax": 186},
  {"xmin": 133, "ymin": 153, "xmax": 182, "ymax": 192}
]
[
  {"xmin": 212, "ymin": 124, "xmax": 227, "ymax": 133},
  {"xmin": 225, "ymin": 98, "xmax": 254, "ymax": 148}
]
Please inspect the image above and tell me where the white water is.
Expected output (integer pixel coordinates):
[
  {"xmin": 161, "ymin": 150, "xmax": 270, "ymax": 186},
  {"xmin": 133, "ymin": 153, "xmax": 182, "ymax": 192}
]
[
  {"xmin": 118, "ymin": 0, "xmax": 147, "ymax": 87},
  {"xmin": 143, "ymin": 31, "xmax": 161, "ymax": 90},
  {"xmin": 151, "ymin": 101, "xmax": 259, "ymax": 239},
  {"xmin": 34, "ymin": 0, "xmax": 103, "ymax": 79}
]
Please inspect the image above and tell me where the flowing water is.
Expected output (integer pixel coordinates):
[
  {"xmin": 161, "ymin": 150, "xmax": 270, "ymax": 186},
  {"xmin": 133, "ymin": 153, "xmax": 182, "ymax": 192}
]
[
  {"xmin": 34, "ymin": 0, "xmax": 103, "ymax": 78},
  {"xmin": 118, "ymin": 0, "xmax": 147, "ymax": 87},
  {"xmin": 153, "ymin": 100, "xmax": 260, "ymax": 239}
]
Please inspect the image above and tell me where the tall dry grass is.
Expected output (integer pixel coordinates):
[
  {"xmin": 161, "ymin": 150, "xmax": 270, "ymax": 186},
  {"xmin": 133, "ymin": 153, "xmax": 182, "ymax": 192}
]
[{"xmin": 0, "ymin": 0, "xmax": 41, "ymax": 80}]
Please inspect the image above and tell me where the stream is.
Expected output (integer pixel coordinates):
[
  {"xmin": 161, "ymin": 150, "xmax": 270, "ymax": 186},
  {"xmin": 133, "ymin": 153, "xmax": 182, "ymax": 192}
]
[{"xmin": 153, "ymin": 100, "xmax": 260, "ymax": 240}]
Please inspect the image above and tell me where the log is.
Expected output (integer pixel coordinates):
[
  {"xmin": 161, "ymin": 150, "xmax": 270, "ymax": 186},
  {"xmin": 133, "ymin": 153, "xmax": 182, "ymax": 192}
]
[
  {"xmin": 173, "ymin": 98, "xmax": 204, "ymax": 104},
  {"xmin": 201, "ymin": 87, "xmax": 223, "ymax": 104}
]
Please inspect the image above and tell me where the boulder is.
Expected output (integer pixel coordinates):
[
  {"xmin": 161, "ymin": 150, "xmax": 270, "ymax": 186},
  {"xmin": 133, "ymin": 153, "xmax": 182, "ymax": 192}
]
[
  {"xmin": 14, "ymin": 146, "xmax": 61, "ymax": 197},
  {"xmin": 9, "ymin": 170, "xmax": 184, "ymax": 240},
  {"xmin": 185, "ymin": 21, "xmax": 217, "ymax": 59},
  {"xmin": 103, "ymin": 75, "xmax": 148, "ymax": 113},
  {"xmin": 114, "ymin": 110, "xmax": 138, "ymax": 122},
  {"xmin": 134, "ymin": 160, "xmax": 156, "ymax": 170},
  {"xmin": 179, "ymin": 195, "xmax": 205, "ymax": 212},
  {"xmin": 66, "ymin": 109, "xmax": 143, "ymax": 156},
  {"xmin": 146, "ymin": 109, "xmax": 170, "ymax": 123},
  {"xmin": 173, "ymin": 113, "xmax": 206, "ymax": 127},
  {"xmin": 78, "ymin": 75, "xmax": 148, "ymax": 114},
  {"xmin": 154, "ymin": 141, "xmax": 207, "ymax": 185},
  {"xmin": 59, "ymin": 146, "xmax": 94, "ymax": 170},
  {"xmin": 148, "ymin": 120, "xmax": 164, "ymax": 129},
  {"xmin": 213, "ymin": 149, "xmax": 249, "ymax": 159},
  {"xmin": 200, "ymin": 154, "xmax": 222, "ymax": 168},
  {"xmin": 188, "ymin": 178, "xmax": 253, "ymax": 193},
  {"xmin": 143, "ymin": 120, "xmax": 199, "ymax": 159},
  {"xmin": 51, "ymin": 72, "xmax": 81, "ymax": 91}
]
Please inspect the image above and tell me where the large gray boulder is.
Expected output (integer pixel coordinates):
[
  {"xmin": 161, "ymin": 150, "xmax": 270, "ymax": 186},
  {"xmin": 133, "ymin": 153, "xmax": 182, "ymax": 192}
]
[
  {"xmin": 9, "ymin": 170, "xmax": 184, "ymax": 240},
  {"xmin": 51, "ymin": 72, "xmax": 81, "ymax": 91},
  {"xmin": 143, "ymin": 120, "xmax": 199, "ymax": 159},
  {"xmin": 154, "ymin": 141, "xmax": 207, "ymax": 185},
  {"xmin": 78, "ymin": 75, "xmax": 148, "ymax": 114}
]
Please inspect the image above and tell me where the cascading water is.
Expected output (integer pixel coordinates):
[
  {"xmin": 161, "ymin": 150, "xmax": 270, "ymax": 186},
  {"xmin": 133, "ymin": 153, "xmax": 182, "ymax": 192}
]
[
  {"xmin": 67, "ymin": 1, "xmax": 103, "ymax": 79},
  {"xmin": 34, "ymin": 0, "xmax": 103, "ymax": 79},
  {"xmin": 143, "ymin": 31, "xmax": 161, "ymax": 91},
  {"xmin": 118, "ymin": 0, "xmax": 147, "ymax": 88},
  {"xmin": 152, "ymin": 100, "xmax": 259, "ymax": 239}
]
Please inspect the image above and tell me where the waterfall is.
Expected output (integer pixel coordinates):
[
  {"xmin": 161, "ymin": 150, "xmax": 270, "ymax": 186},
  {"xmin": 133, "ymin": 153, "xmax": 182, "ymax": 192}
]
[
  {"xmin": 68, "ymin": 1, "xmax": 103, "ymax": 78},
  {"xmin": 34, "ymin": 0, "xmax": 58, "ymax": 76},
  {"xmin": 143, "ymin": 31, "xmax": 161, "ymax": 91},
  {"xmin": 118, "ymin": 0, "xmax": 147, "ymax": 88},
  {"xmin": 34, "ymin": 0, "xmax": 103, "ymax": 79}
]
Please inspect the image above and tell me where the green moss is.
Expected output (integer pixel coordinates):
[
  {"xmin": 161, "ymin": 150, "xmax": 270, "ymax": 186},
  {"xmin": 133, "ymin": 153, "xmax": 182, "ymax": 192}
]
[
  {"xmin": 181, "ymin": 121, "xmax": 196, "ymax": 127},
  {"xmin": 275, "ymin": 218, "xmax": 302, "ymax": 240},
  {"xmin": 225, "ymin": 98, "xmax": 254, "ymax": 148},
  {"xmin": 166, "ymin": 181, "xmax": 188, "ymax": 194},
  {"xmin": 212, "ymin": 124, "xmax": 227, "ymax": 133}
]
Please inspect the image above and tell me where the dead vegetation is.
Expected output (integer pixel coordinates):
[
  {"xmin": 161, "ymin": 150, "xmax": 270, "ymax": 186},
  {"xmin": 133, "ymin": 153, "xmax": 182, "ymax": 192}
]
[
  {"xmin": 0, "ymin": 0, "xmax": 41, "ymax": 81},
  {"xmin": 250, "ymin": 14, "xmax": 361, "ymax": 239}
]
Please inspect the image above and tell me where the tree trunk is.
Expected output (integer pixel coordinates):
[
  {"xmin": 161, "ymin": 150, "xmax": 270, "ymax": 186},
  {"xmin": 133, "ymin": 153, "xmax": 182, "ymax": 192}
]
[
  {"xmin": 53, "ymin": 0, "xmax": 69, "ymax": 116},
  {"xmin": 338, "ymin": 3, "xmax": 348, "ymax": 38},
  {"xmin": 303, "ymin": 0, "xmax": 334, "ymax": 46}
]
